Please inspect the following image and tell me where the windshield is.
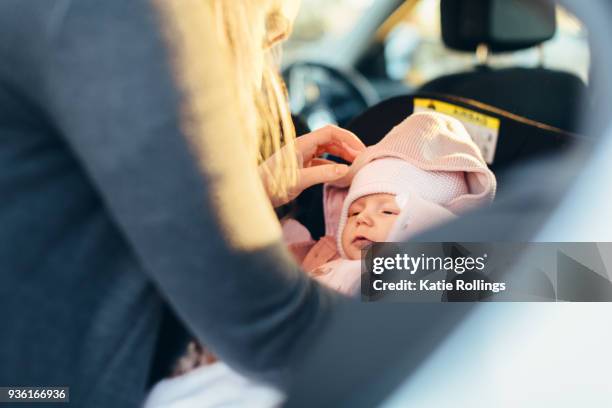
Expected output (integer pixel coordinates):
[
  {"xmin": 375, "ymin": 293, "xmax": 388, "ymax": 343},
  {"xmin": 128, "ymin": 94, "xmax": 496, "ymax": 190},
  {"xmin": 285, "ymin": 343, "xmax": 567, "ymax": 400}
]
[
  {"xmin": 285, "ymin": 0, "xmax": 590, "ymax": 88},
  {"xmin": 283, "ymin": 0, "xmax": 378, "ymax": 62}
]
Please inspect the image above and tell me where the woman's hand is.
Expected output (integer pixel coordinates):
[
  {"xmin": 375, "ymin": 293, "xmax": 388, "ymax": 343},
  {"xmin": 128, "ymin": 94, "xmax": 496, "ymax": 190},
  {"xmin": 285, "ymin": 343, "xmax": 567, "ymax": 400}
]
[{"xmin": 262, "ymin": 125, "xmax": 366, "ymax": 207}]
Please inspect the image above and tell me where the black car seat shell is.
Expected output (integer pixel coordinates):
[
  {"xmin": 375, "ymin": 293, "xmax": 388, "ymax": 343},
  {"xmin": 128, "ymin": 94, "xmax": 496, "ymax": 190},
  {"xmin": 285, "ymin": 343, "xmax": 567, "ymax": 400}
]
[
  {"xmin": 419, "ymin": 0, "xmax": 588, "ymax": 133},
  {"xmin": 293, "ymin": 93, "xmax": 582, "ymax": 240}
]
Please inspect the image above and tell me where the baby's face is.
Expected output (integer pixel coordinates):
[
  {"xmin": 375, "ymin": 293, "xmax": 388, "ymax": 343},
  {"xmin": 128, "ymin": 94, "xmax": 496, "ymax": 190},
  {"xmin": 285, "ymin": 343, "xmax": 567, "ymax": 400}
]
[{"xmin": 341, "ymin": 193, "xmax": 400, "ymax": 260}]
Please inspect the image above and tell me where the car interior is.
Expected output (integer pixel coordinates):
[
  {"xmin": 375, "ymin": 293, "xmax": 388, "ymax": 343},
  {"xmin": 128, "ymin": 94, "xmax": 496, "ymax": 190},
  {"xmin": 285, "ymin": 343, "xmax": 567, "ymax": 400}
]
[
  {"xmin": 418, "ymin": 0, "xmax": 588, "ymax": 134},
  {"xmin": 285, "ymin": 0, "xmax": 591, "ymax": 241},
  {"xmin": 284, "ymin": 0, "xmax": 612, "ymax": 405}
]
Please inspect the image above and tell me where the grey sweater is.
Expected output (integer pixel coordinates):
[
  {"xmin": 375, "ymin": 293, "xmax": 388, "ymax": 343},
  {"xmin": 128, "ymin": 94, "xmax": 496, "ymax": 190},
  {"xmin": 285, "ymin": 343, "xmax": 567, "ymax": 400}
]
[{"xmin": 0, "ymin": 1, "xmax": 341, "ymax": 406}]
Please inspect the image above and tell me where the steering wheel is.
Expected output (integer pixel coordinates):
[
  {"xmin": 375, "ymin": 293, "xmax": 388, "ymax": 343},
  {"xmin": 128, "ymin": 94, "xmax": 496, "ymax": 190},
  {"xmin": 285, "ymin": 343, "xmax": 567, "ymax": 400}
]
[{"xmin": 282, "ymin": 61, "xmax": 379, "ymax": 128}]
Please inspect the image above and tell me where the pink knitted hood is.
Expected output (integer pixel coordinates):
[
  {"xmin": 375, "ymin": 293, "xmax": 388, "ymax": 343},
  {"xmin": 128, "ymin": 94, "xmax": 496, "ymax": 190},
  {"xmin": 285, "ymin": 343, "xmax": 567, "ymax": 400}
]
[
  {"xmin": 323, "ymin": 111, "xmax": 497, "ymax": 253},
  {"xmin": 330, "ymin": 112, "xmax": 496, "ymax": 210}
]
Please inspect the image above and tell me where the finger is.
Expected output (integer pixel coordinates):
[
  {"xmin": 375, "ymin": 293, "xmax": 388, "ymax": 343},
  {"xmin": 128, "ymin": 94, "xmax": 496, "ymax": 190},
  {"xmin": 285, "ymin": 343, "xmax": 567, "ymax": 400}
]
[
  {"xmin": 309, "ymin": 157, "xmax": 338, "ymax": 167},
  {"xmin": 297, "ymin": 163, "xmax": 350, "ymax": 191},
  {"xmin": 314, "ymin": 141, "xmax": 364, "ymax": 163},
  {"xmin": 310, "ymin": 127, "xmax": 366, "ymax": 161},
  {"xmin": 312, "ymin": 125, "xmax": 366, "ymax": 152},
  {"xmin": 297, "ymin": 125, "xmax": 366, "ymax": 162}
]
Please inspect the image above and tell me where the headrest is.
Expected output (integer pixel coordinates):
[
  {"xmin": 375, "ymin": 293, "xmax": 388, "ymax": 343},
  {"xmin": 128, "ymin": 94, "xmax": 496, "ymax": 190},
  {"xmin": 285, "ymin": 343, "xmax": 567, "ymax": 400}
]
[{"xmin": 441, "ymin": 0, "xmax": 556, "ymax": 53}]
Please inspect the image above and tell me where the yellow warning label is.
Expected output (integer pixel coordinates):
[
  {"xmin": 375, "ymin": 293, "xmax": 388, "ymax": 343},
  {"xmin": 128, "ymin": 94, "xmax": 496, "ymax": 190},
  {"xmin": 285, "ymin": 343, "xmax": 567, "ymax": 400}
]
[{"xmin": 414, "ymin": 98, "xmax": 500, "ymax": 130}]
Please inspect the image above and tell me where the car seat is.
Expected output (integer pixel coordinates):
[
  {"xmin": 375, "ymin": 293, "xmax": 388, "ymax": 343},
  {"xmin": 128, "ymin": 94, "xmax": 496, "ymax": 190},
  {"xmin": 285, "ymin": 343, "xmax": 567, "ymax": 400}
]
[
  {"xmin": 292, "ymin": 93, "xmax": 583, "ymax": 240},
  {"xmin": 418, "ymin": 0, "xmax": 588, "ymax": 133}
]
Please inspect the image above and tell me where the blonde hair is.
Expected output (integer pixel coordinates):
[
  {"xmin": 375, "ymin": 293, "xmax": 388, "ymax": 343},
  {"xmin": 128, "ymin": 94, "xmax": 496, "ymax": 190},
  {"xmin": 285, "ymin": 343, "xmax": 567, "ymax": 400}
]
[
  {"xmin": 154, "ymin": 0, "xmax": 299, "ymax": 248},
  {"xmin": 207, "ymin": 0, "xmax": 299, "ymax": 200}
]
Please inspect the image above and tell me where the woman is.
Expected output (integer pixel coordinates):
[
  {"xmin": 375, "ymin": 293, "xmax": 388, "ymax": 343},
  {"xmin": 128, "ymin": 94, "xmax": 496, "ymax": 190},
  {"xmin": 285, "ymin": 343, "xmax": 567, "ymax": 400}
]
[{"xmin": 0, "ymin": 0, "xmax": 364, "ymax": 406}]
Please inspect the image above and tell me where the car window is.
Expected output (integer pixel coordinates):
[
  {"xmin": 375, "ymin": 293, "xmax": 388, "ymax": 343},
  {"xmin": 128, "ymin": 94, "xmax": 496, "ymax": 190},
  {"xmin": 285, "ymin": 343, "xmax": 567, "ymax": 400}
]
[
  {"xmin": 382, "ymin": 0, "xmax": 590, "ymax": 87},
  {"xmin": 283, "ymin": 0, "xmax": 376, "ymax": 61}
]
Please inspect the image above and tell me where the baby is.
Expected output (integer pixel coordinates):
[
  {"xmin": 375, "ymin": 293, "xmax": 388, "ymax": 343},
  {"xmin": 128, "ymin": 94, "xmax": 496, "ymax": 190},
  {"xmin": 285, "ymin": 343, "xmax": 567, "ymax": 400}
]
[
  {"xmin": 340, "ymin": 191, "xmax": 401, "ymax": 260},
  {"xmin": 146, "ymin": 112, "xmax": 496, "ymax": 407},
  {"xmin": 285, "ymin": 111, "xmax": 497, "ymax": 294}
]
